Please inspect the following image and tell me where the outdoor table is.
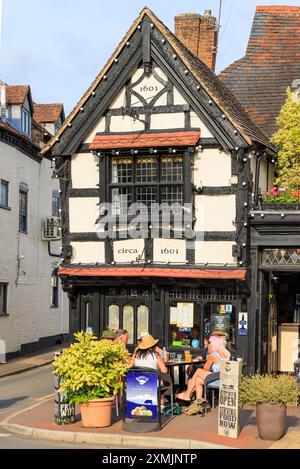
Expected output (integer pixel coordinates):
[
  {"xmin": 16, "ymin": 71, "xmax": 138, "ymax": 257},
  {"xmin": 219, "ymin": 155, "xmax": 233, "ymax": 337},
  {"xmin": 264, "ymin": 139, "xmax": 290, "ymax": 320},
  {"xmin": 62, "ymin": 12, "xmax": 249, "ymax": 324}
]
[{"xmin": 166, "ymin": 359, "xmax": 205, "ymax": 390}]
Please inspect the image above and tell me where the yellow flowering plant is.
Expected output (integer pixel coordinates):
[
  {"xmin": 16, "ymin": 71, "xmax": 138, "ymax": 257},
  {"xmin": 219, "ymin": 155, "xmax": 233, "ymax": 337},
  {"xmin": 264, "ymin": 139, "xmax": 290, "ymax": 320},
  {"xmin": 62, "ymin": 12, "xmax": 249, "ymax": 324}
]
[{"xmin": 53, "ymin": 331, "xmax": 130, "ymax": 404}]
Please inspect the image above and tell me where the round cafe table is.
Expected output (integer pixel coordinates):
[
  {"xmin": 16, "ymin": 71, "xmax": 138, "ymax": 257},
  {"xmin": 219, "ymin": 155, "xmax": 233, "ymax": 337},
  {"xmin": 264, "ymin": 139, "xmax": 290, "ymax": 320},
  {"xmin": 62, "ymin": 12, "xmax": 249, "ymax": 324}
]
[{"xmin": 165, "ymin": 359, "xmax": 206, "ymax": 390}]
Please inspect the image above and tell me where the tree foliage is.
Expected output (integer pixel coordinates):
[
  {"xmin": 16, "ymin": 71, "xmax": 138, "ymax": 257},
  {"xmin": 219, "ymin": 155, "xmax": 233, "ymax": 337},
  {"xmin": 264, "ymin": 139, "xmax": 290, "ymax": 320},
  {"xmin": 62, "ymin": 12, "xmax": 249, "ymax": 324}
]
[{"xmin": 272, "ymin": 88, "xmax": 300, "ymax": 188}]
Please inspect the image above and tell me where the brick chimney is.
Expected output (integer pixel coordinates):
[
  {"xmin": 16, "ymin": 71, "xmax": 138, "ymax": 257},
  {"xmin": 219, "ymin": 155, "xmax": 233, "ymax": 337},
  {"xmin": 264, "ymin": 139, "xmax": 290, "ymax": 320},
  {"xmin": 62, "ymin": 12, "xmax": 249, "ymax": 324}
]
[{"xmin": 174, "ymin": 10, "xmax": 219, "ymax": 71}]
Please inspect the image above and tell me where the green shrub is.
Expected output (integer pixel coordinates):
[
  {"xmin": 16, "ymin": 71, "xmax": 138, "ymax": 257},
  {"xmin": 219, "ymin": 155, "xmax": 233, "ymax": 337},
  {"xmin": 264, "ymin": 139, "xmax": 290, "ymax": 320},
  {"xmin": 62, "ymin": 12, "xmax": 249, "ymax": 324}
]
[
  {"xmin": 239, "ymin": 374, "xmax": 299, "ymax": 406},
  {"xmin": 53, "ymin": 331, "xmax": 130, "ymax": 404}
]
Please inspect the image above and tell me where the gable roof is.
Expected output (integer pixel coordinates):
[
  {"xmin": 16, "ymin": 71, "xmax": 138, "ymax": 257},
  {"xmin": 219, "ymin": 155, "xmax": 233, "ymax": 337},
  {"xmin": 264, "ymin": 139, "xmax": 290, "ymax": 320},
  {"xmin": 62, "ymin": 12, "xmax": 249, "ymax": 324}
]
[
  {"xmin": 5, "ymin": 85, "xmax": 30, "ymax": 105},
  {"xmin": 220, "ymin": 5, "xmax": 300, "ymax": 137},
  {"xmin": 41, "ymin": 7, "xmax": 272, "ymax": 156},
  {"xmin": 33, "ymin": 103, "xmax": 65, "ymax": 124}
]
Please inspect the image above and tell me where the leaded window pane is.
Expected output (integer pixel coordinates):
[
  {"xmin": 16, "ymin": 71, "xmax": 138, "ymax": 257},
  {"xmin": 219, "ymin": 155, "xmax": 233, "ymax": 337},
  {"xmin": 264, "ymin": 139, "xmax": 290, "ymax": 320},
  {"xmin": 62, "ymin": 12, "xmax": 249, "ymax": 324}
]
[
  {"xmin": 111, "ymin": 158, "xmax": 132, "ymax": 184},
  {"xmin": 108, "ymin": 304, "xmax": 120, "ymax": 331},
  {"xmin": 123, "ymin": 305, "xmax": 134, "ymax": 344},
  {"xmin": 137, "ymin": 305, "xmax": 149, "ymax": 340},
  {"xmin": 161, "ymin": 157, "xmax": 183, "ymax": 182},
  {"xmin": 161, "ymin": 186, "xmax": 183, "ymax": 205},
  {"xmin": 111, "ymin": 187, "xmax": 132, "ymax": 215},
  {"xmin": 136, "ymin": 186, "xmax": 157, "ymax": 209},
  {"xmin": 136, "ymin": 157, "xmax": 157, "ymax": 183}
]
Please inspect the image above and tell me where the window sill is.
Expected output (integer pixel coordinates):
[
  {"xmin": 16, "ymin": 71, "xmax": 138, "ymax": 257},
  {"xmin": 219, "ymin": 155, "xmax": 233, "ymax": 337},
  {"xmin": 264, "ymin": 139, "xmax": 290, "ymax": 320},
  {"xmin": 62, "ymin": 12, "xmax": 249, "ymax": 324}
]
[
  {"xmin": 0, "ymin": 205, "xmax": 11, "ymax": 211},
  {"xmin": 0, "ymin": 313, "xmax": 9, "ymax": 317},
  {"xmin": 50, "ymin": 305, "xmax": 59, "ymax": 309},
  {"xmin": 19, "ymin": 230, "xmax": 28, "ymax": 235}
]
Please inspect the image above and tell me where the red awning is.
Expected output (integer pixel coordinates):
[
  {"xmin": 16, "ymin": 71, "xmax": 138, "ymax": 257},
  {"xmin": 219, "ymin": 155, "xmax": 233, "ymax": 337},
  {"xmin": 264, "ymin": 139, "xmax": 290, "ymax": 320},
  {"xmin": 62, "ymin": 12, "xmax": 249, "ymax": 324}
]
[
  {"xmin": 58, "ymin": 267, "xmax": 246, "ymax": 281},
  {"xmin": 89, "ymin": 131, "xmax": 201, "ymax": 150}
]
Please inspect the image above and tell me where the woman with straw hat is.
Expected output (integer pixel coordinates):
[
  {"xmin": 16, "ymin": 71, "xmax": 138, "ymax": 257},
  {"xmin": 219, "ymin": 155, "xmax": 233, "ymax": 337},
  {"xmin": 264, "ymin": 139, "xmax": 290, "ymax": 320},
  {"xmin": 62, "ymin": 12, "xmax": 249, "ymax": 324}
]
[{"xmin": 132, "ymin": 334, "xmax": 167, "ymax": 374}]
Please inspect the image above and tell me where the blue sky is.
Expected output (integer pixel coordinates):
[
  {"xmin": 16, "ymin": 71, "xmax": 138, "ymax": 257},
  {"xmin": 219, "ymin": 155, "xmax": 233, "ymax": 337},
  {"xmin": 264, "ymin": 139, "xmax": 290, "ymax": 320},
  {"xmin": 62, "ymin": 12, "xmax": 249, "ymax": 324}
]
[{"xmin": 1, "ymin": 0, "xmax": 300, "ymax": 115}]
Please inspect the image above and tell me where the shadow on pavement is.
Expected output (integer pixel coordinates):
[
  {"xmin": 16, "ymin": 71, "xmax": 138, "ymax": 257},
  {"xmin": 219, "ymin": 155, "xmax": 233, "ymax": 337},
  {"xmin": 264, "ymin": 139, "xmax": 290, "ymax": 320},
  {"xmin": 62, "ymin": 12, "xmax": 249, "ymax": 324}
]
[{"xmin": 0, "ymin": 396, "xmax": 28, "ymax": 409}]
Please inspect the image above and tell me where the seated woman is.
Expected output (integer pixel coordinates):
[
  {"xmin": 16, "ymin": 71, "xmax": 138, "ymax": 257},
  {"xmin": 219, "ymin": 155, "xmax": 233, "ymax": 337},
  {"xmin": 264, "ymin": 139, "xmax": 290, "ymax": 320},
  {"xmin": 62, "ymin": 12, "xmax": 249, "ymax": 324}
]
[
  {"xmin": 176, "ymin": 334, "xmax": 230, "ymax": 402},
  {"xmin": 131, "ymin": 334, "xmax": 167, "ymax": 374}
]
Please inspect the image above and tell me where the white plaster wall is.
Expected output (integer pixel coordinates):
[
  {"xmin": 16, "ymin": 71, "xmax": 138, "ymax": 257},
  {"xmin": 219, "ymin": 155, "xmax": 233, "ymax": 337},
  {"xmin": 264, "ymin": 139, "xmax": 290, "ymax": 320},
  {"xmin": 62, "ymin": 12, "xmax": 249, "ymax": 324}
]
[
  {"xmin": 71, "ymin": 242, "xmax": 105, "ymax": 264},
  {"xmin": 72, "ymin": 153, "xmax": 99, "ymax": 189},
  {"xmin": 268, "ymin": 163, "xmax": 275, "ymax": 189},
  {"xmin": 190, "ymin": 112, "xmax": 214, "ymax": 138},
  {"xmin": 110, "ymin": 115, "xmax": 145, "ymax": 132},
  {"xmin": 173, "ymin": 87, "xmax": 188, "ymax": 105},
  {"xmin": 250, "ymin": 154, "xmax": 257, "ymax": 187},
  {"xmin": 153, "ymin": 239, "xmax": 186, "ymax": 263},
  {"xmin": 109, "ymin": 87, "xmax": 126, "ymax": 109},
  {"xmin": 84, "ymin": 117, "xmax": 105, "ymax": 143},
  {"xmin": 44, "ymin": 123, "xmax": 55, "ymax": 135},
  {"xmin": 259, "ymin": 159, "xmax": 268, "ymax": 193},
  {"xmin": 131, "ymin": 68, "xmax": 144, "ymax": 83},
  {"xmin": 0, "ymin": 141, "xmax": 69, "ymax": 354},
  {"xmin": 193, "ymin": 149, "xmax": 232, "ymax": 187},
  {"xmin": 194, "ymin": 195, "xmax": 236, "ymax": 232},
  {"xmin": 195, "ymin": 241, "xmax": 237, "ymax": 265},
  {"xmin": 113, "ymin": 239, "xmax": 145, "ymax": 263},
  {"xmin": 150, "ymin": 113, "xmax": 185, "ymax": 130},
  {"xmin": 69, "ymin": 197, "xmax": 99, "ymax": 233}
]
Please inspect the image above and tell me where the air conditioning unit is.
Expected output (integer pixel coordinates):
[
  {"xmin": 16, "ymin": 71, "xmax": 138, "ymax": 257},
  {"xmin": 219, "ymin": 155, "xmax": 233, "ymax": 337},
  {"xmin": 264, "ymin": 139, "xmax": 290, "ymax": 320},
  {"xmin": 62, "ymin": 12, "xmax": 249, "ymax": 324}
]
[{"xmin": 43, "ymin": 217, "xmax": 61, "ymax": 240}]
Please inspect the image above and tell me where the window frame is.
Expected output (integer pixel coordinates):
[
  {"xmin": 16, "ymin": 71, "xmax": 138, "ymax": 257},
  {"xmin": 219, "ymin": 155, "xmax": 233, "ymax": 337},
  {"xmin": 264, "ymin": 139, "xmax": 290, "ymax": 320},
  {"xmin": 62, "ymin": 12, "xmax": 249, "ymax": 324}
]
[
  {"xmin": 52, "ymin": 190, "xmax": 60, "ymax": 217},
  {"xmin": 51, "ymin": 274, "xmax": 59, "ymax": 309},
  {"xmin": 19, "ymin": 184, "xmax": 28, "ymax": 234},
  {"xmin": 108, "ymin": 153, "xmax": 184, "ymax": 215},
  {"xmin": 21, "ymin": 107, "xmax": 31, "ymax": 137},
  {"xmin": 0, "ymin": 179, "xmax": 9, "ymax": 209},
  {"xmin": 0, "ymin": 283, "xmax": 8, "ymax": 316}
]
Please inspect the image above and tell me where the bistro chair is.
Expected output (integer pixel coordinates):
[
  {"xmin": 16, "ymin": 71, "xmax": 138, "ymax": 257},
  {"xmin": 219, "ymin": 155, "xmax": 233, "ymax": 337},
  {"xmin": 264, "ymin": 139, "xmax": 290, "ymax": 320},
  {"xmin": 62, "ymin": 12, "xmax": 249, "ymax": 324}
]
[{"xmin": 203, "ymin": 371, "xmax": 220, "ymax": 409}]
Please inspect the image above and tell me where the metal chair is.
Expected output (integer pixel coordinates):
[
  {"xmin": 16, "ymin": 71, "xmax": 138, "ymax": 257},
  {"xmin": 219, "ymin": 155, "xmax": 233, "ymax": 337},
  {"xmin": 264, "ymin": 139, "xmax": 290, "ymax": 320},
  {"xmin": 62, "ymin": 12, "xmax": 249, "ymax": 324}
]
[
  {"xmin": 160, "ymin": 372, "xmax": 174, "ymax": 412},
  {"xmin": 203, "ymin": 372, "xmax": 220, "ymax": 409}
]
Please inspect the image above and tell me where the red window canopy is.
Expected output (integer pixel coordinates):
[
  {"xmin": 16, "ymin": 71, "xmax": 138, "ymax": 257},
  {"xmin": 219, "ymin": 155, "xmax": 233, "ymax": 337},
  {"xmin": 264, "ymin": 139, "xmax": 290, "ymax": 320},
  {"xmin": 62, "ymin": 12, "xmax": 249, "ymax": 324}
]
[
  {"xmin": 58, "ymin": 266, "xmax": 246, "ymax": 281},
  {"xmin": 89, "ymin": 131, "xmax": 201, "ymax": 151}
]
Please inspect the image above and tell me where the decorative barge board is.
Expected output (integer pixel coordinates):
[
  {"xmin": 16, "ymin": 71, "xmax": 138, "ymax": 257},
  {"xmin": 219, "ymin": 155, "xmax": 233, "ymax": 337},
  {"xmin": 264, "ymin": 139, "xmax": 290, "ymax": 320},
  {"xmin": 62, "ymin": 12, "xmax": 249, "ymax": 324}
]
[{"xmin": 41, "ymin": 8, "xmax": 274, "ymax": 371}]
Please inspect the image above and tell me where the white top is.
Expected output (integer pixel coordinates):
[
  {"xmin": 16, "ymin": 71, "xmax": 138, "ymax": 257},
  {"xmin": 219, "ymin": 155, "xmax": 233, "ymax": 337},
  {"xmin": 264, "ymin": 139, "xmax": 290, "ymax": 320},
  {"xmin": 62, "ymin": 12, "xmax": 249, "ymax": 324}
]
[{"xmin": 135, "ymin": 354, "xmax": 158, "ymax": 370}]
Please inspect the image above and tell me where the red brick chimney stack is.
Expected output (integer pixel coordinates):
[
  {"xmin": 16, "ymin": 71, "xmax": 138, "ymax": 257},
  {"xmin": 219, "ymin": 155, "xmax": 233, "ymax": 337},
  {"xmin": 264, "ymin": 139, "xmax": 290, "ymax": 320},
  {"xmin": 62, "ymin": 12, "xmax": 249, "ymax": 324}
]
[{"xmin": 174, "ymin": 10, "xmax": 219, "ymax": 71}]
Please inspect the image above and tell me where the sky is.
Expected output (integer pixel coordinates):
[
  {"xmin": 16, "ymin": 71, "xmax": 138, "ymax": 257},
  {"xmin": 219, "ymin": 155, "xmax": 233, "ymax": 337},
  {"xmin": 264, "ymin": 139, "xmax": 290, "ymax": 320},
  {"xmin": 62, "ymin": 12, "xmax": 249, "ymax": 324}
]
[{"xmin": 0, "ymin": 0, "xmax": 300, "ymax": 115}]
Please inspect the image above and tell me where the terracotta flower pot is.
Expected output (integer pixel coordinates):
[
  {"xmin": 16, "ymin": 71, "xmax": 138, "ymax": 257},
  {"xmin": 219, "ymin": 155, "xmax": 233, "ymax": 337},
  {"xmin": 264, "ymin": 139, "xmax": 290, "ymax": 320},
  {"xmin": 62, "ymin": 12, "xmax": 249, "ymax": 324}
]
[
  {"xmin": 80, "ymin": 397, "xmax": 115, "ymax": 428},
  {"xmin": 256, "ymin": 403, "xmax": 287, "ymax": 441},
  {"xmin": 291, "ymin": 190, "xmax": 300, "ymax": 199}
]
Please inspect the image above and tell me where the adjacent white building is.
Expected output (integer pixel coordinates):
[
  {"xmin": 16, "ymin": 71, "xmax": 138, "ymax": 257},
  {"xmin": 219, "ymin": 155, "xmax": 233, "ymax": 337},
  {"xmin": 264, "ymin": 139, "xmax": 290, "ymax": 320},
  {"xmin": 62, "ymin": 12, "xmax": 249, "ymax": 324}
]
[{"xmin": 0, "ymin": 84, "xmax": 69, "ymax": 357}]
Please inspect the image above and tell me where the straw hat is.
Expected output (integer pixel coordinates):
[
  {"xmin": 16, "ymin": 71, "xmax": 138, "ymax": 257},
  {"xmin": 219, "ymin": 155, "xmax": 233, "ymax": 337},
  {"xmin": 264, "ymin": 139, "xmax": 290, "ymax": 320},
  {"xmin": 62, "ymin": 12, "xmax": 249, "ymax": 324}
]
[
  {"xmin": 138, "ymin": 334, "xmax": 159, "ymax": 350},
  {"xmin": 211, "ymin": 330, "xmax": 227, "ymax": 337}
]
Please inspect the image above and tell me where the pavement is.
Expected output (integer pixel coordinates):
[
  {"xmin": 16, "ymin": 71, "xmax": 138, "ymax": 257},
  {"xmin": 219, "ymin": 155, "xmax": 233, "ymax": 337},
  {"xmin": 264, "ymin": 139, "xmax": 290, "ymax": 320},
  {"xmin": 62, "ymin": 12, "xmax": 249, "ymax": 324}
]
[
  {"xmin": 1, "ymin": 352, "xmax": 300, "ymax": 449},
  {"xmin": 1, "ymin": 398, "xmax": 300, "ymax": 450},
  {"xmin": 0, "ymin": 346, "xmax": 65, "ymax": 379}
]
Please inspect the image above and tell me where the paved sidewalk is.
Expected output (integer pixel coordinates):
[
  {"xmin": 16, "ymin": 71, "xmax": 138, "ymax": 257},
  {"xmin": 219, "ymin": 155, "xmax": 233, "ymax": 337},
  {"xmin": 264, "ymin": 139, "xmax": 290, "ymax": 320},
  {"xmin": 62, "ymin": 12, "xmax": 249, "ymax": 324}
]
[
  {"xmin": 1, "ymin": 399, "xmax": 299, "ymax": 449},
  {"xmin": 0, "ymin": 347, "xmax": 65, "ymax": 379}
]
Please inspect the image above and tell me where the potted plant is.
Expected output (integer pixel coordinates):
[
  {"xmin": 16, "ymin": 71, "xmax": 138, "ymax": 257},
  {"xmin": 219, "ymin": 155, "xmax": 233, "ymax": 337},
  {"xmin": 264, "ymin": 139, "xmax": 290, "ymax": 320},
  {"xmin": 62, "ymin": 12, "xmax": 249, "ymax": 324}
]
[
  {"xmin": 53, "ymin": 331, "xmax": 130, "ymax": 428},
  {"xmin": 239, "ymin": 374, "xmax": 299, "ymax": 441}
]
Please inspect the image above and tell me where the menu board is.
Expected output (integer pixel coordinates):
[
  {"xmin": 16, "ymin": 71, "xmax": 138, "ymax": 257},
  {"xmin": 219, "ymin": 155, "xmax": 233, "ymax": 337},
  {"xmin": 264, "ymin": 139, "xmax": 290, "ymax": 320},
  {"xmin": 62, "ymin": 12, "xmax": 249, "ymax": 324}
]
[
  {"xmin": 170, "ymin": 303, "xmax": 194, "ymax": 328},
  {"xmin": 177, "ymin": 303, "xmax": 194, "ymax": 328}
]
